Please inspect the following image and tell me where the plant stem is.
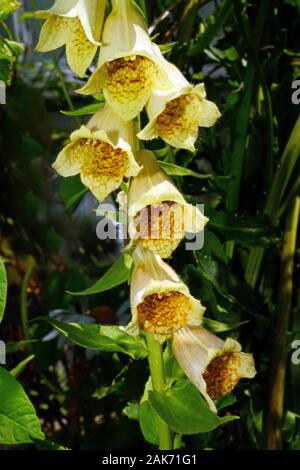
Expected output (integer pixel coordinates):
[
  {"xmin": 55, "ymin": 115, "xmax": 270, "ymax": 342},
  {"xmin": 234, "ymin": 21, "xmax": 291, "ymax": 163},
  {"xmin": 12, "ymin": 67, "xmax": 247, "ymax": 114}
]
[
  {"xmin": 20, "ymin": 258, "xmax": 35, "ymax": 342},
  {"xmin": 146, "ymin": 334, "xmax": 173, "ymax": 450},
  {"xmin": 265, "ymin": 197, "xmax": 300, "ymax": 449}
]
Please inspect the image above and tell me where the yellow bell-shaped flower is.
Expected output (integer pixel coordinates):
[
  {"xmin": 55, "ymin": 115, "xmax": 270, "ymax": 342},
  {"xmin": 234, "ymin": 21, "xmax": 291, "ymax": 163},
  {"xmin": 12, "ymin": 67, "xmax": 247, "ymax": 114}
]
[
  {"xmin": 172, "ymin": 326, "xmax": 256, "ymax": 412},
  {"xmin": 77, "ymin": 0, "xmax": 172, "ymax": 121},
  {"xmin": 138, "ymin": 60, "xmax": 221, "ymax": 151},
  {"xmin": 120, "ymin": 150, "xmax": 208, "ymax": 258},
  {"xmin": 52, "ymin": 105, "xmax": 141, "ymax": 202},
  {"xmin": 127, "ymin": 247, "xmax": 205, "ymax": 343},
  {"xmin": 36, "ymin": 0, "xmax": 105, "ymax": 77}
]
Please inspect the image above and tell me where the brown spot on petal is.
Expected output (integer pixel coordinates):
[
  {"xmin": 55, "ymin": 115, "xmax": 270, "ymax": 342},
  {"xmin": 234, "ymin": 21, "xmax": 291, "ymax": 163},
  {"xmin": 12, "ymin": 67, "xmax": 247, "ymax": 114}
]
[
  {"xmin": 138, "ymin": 291, "xmax": 191, "ymax": 337},
  {"xmin": 203, "ymin": 352, "xmax": 243, "ymax": 399}
]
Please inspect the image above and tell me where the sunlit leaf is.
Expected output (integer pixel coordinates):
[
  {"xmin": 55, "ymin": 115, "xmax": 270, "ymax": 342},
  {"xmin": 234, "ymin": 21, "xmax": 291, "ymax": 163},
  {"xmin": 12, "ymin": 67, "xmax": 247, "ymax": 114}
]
[
  {"xmin": 10, "ymin": 355, "xmax": 35, "ymax": 378},
  {"xmin": 68, "ymin": 255, "xmax": 132, "ymax": 296},
  {"xmin": 0, "ymin": 367, "xmax": 44, "ymax": 444},
  {"xmin": 61, "ymin": 102, "xmax": 105, "ymax": 116},
  {"xmin": 42, "ymin": 318, "xmax": 147, "ymax": 359},
  {"xmin": 158, "ymin": 160, "xmax": 211, "ymax": 180},
  {"xmin": 149, "ymin": 379, "xmax": 238, "ymax": 435}
]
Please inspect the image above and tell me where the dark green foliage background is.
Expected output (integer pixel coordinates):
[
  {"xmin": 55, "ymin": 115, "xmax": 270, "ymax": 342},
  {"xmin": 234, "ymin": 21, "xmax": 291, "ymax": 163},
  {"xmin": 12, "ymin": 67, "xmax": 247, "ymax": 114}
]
[{"xmin": 0, "ymin": 0, "xmax": 300, "ymax": 450}]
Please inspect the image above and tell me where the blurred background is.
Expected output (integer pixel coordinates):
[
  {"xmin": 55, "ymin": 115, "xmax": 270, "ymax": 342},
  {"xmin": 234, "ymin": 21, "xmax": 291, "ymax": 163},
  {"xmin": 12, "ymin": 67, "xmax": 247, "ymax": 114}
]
[{"xmin": 0, "ymin": 0, "xmax": 300, "ymax": 450}]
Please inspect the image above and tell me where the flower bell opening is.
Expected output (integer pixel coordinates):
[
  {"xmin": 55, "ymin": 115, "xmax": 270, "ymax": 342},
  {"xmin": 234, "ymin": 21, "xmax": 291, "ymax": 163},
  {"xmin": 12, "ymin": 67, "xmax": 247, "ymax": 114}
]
[
  {"xmin": 62, "ymin": 138, "xmax": 129, "ymax": 201},
  {"xmin": 79, "ymin": 139, "xmax": 128, "ymax": 176},
  {"xmin": 156, "ymin": 93, "xmax": 201, "ymax": 150},
  {"xmin": 203, "ymin": 352, "xmax": 248, "ymax": 400},
  {"xmin": 104, "ymin": 55, "xmax": 158, "ymax": 121},
  {"xmin": 134, "ymin": 201, "xmax": 185, "ymax": 258},
  {"xmin": 78, "ymin": 139, "xmax": 128, "ymax": 196},
  {"xmin": 138, "ymin": 291, "xmax": 192, "ymax": 337}
]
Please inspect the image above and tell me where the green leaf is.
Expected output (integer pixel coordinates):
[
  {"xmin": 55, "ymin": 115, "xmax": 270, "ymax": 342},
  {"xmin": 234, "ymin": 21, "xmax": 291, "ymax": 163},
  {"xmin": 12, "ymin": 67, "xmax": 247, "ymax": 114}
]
[
  {"xmin": 0, "ymin": 0, "xmax": 21, "ymax": 20},
  {"xmin": 61, "ymin": 102, "xmax": 104, "ymax": 116},
  {"xmin": 32, "ymin": 438, "xmax": 69, "ymax": 450},
  {"xmin": 93, "ymin": 379, "xmax": 124, "ymax": 400},
  {"xmin": 43, "ymin": 318, "xmax": 147, "ymax": 359},
  {"xmin": 123, "ymin": 402, "xmax": 139, "ymax": 421},
  {"xmin": 10, "ymin": 355, "xmax": 35, "ymax": 378},
  {"xmin": 216, "ymin": 394, "xmax": 237, "ymax": 411},
  {"xmin": 203, "ymin": 317, "xmax": 249, "ymax": 333},
  {"xmin": 68, "ymin": 255, "xmax": 131, "ymax": 296},
  {"xmin": 0, "ymin": 38, "xmax": 24, "ymax": 63},
  {"xmin": 6, "ymin": 340, "xmax": 38, "ymax": 354},
  {"xmin": 0, "ymin": 259, "xmax": 7, "ymax": 324},
  {"xmin": 188, "ymin": 0, "xmax": 233, "ymax": 56},
  {"xmin": 149, "ymin": 380, "xmax": 238, "ymax": 435},
  {"xmin": 0, "ymin": 59, "xmax": 10, "ymax": 82},
  {"xmin": 60, "ymin": 175, "xmax": 88, "ymax": 209},
  {"xmin": 159, "ymin": 42, "xmax": 177, "ymax": 54},
  {"xmin": 139, "ymin": 400, "xmax": 159, "ymax": 445},
  {"xmin": 0, "ymin": 367, "xmax": 44, "ymax": 444},
  {"xmin": 158, "ymin": 160, "xmax": 211, "ymax": 180},
  {"xmin": 206, "ymin": 208, "xmax": 279, "ymax": 247}
]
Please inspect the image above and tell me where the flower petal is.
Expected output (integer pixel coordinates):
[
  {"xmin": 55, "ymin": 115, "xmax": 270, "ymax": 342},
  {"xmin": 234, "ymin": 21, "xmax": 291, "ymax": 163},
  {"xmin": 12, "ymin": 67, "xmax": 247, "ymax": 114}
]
[
  {"xmin": 172, "ymin": 327, "xmax": 256, "ymax": 412},
  {"xmin": 36, "ymin": 0, "xmax": 80, "ymax": 17},
  {"xmin": 77, "ymin": 68, "xmax": 106, "ymax": 95},
  {"xmin": 77, "ymin": 0, "xmax": 172, "ymax": 111},
  {"xmin": 127, "ymin": 150, "xmax": 205, "ymax": 258},
  {"xmin": 183, "ymin": 204, "xmax": 208, "ymax": 233},
  {"xmin": 128, "ymin": 150, "xmax": 186, "ymax": 217},
  {"xmin": 52, "ymin": 141, "xmax": 84, "ymax": 177},
  {"xmin": 127, "ymin": 247, "xmax": 205, "ymax": 342},
  {"xmin": 87, "ymin": 106, "xmax": 141, "ymax": 178},
  {"xmin": 79, "ymin": 139, "xmax": 130, "ymax": 201},
  {"xmin": 103, "ymin": 56, "xmax": 158, "ymax": 121},
  {"xmin": 36, "ymin": 16, "xmax": 72, "ymax": 52},
  {"xmin": 66, "ymin": 18, "xmax": 98, "ymax": 77},
  {"xmin": 76, "ymin": 0, "xmax": 105, "ymax": 45}
]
